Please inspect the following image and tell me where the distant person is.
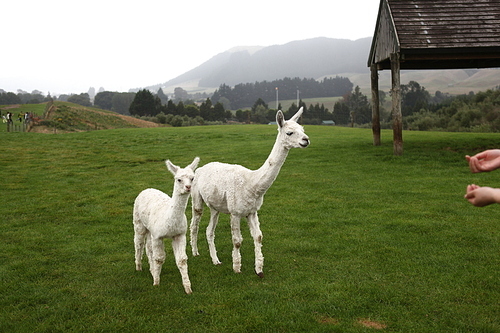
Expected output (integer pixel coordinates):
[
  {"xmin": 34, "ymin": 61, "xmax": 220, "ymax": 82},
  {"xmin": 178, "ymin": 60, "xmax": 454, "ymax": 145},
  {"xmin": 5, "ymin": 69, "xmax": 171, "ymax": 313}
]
[
  {"xmin": 465, "ymin": 149, "xmax": 500, "ymax": 207},
  {"xmin": 6, "ymin": 112, "xmax": 12, "ymax": 124}
]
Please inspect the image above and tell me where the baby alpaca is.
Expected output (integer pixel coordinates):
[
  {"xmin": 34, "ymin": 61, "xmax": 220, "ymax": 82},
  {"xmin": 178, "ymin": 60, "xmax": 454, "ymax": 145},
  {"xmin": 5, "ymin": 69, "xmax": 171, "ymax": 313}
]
[
  {"xmin": 133, "ymin": 157, "xmax": 199, "ymax": 294},
  {"xmin": 190, "ymin": 108, "xmax": 309, "ymax": 277}
]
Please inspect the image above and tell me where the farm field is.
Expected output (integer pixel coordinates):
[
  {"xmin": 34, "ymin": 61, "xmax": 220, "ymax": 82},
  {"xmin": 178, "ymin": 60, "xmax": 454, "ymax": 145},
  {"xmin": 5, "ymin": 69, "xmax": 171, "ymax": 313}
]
[
  {"xmin": 267, "ymin": 96, "xmax": 343, "ymax": 113},
  {"xmin": 1, "ymin": 125, "xmax": 499, "ymax": 332}
]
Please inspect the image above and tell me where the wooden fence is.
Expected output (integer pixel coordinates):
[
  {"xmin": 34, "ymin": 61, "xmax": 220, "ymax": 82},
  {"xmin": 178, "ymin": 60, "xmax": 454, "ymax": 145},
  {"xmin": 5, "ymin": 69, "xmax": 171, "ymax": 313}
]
[{"xmin": 6, "ymin": 122, "xmax": 33, "ymax": 132}]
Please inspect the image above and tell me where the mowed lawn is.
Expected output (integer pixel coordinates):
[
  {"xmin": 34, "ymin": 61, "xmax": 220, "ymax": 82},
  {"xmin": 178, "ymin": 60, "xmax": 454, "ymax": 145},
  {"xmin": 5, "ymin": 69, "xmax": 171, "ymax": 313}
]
[{"xmin": 1, "ymin": 125, "xmax": 499, "ymax": 332}]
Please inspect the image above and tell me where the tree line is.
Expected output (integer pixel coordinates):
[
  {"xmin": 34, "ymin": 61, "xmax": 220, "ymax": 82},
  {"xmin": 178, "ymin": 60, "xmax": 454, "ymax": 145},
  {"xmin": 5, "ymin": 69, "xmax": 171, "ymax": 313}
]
[
  {"xmin": 4, "ymin": 79, "xmax": 500, "ymax": 132},
  {"xmin": 0, "ymin": 89, "xmax": 53, "ymax": 105},
  {"xmin": 124, "ymin": 88, "xmax": 337, "ymax": 127},
  {"xmin": 211, "ymin": 76, "xmax": 353, "ymax": 110},
  {"xmin": 98, "ymin": 83, "xmax": 500, "ymax": 131},
  {"xmin": 126, "ymin": 89, "xmax": 229, "ymax": 126},
  {"xmin": 0, "ymin": 89, "xmax": 99, "ymax": 108},
  {"xmin": 330, "ymin": 81, "xmax": 500, "ymax": 132},
  {"xmin": 405, "ymin": 87, "xmax": 500, "ymax": 132}
]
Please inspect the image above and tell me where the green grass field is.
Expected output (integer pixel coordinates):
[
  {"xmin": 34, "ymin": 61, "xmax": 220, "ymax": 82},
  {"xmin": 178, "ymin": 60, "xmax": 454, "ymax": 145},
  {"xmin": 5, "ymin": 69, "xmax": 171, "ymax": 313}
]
[{"xmin": 1, "ymin": 125, "xmax": 499, "ymax": 332}]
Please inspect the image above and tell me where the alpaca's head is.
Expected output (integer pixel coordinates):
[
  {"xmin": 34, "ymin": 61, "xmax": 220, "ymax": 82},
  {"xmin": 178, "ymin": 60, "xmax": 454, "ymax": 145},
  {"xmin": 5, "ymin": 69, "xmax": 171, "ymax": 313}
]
[
  {"xmin": 276, "ymin": 107, "xmax": 310, "ymax": 150},
  {"xmin": 166, "ymin": 157, "xmax": 200, "ymax": 195}
]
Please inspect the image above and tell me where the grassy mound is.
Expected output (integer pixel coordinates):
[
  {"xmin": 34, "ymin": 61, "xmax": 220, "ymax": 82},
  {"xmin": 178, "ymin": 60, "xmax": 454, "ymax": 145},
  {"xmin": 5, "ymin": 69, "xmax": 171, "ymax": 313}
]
[{"xmin": 0, "ymin": 101, "xmax": 161, "ymax": 133}]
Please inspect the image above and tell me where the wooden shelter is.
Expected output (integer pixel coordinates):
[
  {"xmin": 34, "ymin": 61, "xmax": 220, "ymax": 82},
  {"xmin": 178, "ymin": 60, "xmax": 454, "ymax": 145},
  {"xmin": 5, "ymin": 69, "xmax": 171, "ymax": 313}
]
[{"xmin": 368, "ymin": 0, "xmax": 500, "ymax": 155}]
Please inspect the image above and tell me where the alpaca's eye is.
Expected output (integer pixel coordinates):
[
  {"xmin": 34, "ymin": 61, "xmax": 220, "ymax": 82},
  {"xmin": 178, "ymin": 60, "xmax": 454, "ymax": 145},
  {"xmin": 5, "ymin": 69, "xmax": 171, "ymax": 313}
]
[
  {"xmin": 190, "ymin": 177, "xmax": 194, "ymax": 181},
  {"xmin": 286, "ymin": 132, "xmax": 293, "ymax": 136},
  {"xmin": 177, "ymin": 179, "xmax": 182, "ymax": 182}
]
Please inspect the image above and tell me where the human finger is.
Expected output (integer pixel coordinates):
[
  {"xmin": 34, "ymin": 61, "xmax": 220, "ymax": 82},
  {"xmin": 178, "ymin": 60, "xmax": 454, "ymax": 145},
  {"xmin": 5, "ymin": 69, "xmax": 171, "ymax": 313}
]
[{"xmin": 468, "ymin": 157, "xmax": 481, "ymax": 173}]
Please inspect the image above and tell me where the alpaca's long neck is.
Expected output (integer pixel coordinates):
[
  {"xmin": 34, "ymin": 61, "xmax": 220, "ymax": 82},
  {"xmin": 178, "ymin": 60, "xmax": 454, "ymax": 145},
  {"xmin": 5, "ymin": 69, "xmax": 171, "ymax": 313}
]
[
  {"xmin": 252, "ymin": 137, "xmax": 289, "ymax": 196},
  {"xmin": 169, "ymin": 191, "xmax": 190, "ymax": 214}
]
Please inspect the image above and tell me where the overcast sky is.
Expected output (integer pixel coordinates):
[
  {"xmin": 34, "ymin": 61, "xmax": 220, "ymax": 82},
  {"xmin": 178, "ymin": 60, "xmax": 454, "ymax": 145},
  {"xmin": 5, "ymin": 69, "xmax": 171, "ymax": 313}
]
[{"xmin": 1, "ymin": 0, "xmax": 379, "ymax": 95}]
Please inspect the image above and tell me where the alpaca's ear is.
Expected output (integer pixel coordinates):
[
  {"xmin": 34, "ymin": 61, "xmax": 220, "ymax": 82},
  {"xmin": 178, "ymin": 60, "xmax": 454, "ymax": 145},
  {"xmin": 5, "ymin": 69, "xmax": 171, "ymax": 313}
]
[
  {"xmin": 276, "ymin": 110, "xmax": 285, "ymax": 128},
  {"xmin": 290, "ymin": 107, "xmax": 303, "ymax": 122},
  {"xmin": 188, "ymin": 157, "xmax": 200, "ymax": 171},
  {"xmin": 166, "ymin": 160, "xmax": 178, "ymax": 175}
]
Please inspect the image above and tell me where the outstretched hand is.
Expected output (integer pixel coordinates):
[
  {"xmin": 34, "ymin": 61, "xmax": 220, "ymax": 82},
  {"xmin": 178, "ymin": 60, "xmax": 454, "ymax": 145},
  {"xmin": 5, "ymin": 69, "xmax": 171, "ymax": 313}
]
[
  {"xmin": 464, "ymin": 184, "xmax": 500, "ymax": 207},
  {"xmin": 465, "ymin": 149, "xmax": 500, "ymax": 173}
]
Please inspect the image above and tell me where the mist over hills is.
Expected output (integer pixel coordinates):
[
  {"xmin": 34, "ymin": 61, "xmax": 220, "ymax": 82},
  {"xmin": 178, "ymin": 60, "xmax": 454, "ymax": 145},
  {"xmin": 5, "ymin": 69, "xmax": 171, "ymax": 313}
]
[
  {"xmin": 141, "ymin": 36, "xmax": 499, "ymax": 96},
  {"xmin": 143, "ymin": 37, "xmax": 372, "ymax": 93}
]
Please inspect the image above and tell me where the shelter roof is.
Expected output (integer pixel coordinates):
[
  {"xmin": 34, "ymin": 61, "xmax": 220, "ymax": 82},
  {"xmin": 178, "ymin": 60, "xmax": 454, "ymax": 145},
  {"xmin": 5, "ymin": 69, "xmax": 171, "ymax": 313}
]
[{"xmin": 368, "ymin": 0, "xmax": 500, "ymax": 69}]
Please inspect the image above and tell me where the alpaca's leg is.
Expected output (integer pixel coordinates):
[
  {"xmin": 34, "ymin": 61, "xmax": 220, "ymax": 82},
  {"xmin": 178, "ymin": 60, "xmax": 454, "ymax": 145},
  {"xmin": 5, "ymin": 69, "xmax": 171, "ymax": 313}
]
[
  {"xmin": 133, "ymin": 221, "xmax": 147, "ymax": 271},
  {"xmin": 172, "ymin": 234, "xmax": 192, "ymax": 294},
  {"xmin": 230, "ymin": 214, "xmax": 243, "ymax": 273},
  {"xmin": 145, "ymin": 233, "xmax": 154, "ymax": 273},
  {"xmin": 247, "ymin": 212, "xmax": 264, "ymax": 278},
  {"xmin": 206, "ymin": 208, "xmax": 222, "ymax": 265},
  {"xmin": 150, "ymin": 237, "xmax": 166, "ymax": 286},
  {"xmin": 190, "ymin": 192, "xmax": 204, "ymax": 256}
]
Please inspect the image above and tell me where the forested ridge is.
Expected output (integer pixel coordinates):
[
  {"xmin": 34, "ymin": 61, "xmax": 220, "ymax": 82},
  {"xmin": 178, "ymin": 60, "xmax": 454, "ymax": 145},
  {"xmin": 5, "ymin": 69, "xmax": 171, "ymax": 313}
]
[{"xmin": 211, "ymin": 76, "xmax": 353, "ymax": 110}]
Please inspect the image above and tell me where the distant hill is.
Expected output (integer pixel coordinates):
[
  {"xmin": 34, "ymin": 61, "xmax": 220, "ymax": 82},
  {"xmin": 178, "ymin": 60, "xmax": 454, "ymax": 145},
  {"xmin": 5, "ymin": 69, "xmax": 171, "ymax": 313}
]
[
  {"xmin": 143, "ymin": 37, "xmax": 372, "ymax": 94},
  {"xmin": 335, "ymin": 68, "xmax": 500, "ymax": 96},
  {"xmin": 140, "ymin": 37, "xmax": 499, "ymax": 97}
]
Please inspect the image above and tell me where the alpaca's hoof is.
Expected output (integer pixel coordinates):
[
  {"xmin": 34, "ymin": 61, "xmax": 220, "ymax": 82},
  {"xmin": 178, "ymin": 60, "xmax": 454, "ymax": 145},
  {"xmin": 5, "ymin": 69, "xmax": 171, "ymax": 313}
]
[
  {"xmin": 256, "ymin": 271, "xmax": 264, "ymax": 278},
  {"xmin": 184, "ymin": 286, "xmax": 193, "ymax": 294},
  {"xmin": 192, "ymin": 252, "xmax": 200, "ymax": 257}
]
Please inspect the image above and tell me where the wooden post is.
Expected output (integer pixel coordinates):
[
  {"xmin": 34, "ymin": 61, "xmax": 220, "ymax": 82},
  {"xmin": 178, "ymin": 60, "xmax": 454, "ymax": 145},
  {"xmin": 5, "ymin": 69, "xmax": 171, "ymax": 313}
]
[
  {"xmin": 370, "ymin": 64, "xmax": 381, "ymax": 146},
  {"xmin": 390, "ymin": 53, "xmax": 403, "ymax": 156}
]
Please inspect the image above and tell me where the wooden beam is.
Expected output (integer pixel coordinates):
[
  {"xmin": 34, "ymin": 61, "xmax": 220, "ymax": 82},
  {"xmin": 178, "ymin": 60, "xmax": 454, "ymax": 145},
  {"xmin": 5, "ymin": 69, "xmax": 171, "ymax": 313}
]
[
  {"xmin": 370, "ymin": 64, "xmax": 381, "ymax": 146},
  {"xmin": 390, "ymin": 53, "xmax": 403, "ymax": 156}
]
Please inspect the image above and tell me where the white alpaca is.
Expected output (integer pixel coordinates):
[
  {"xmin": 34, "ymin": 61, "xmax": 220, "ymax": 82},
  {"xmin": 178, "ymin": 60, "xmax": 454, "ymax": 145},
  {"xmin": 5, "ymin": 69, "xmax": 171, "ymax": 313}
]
[
  {"xmin": 190, "ymin": 108, "xmax": 309, "ymax": 277},
  {"xmin": 133, "ymin": 157, "xmax": 199, "ymax": 294}
]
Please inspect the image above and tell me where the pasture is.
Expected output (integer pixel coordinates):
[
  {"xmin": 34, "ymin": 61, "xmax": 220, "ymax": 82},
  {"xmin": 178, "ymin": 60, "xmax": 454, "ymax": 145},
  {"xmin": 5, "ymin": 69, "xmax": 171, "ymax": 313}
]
[
  {"xmin": 276, "ymin": 96, "xmax": 343, "ymax": 112},
  {"xmin": 1, "ymin": 125, "xmax": 499, "ymax": 332}
]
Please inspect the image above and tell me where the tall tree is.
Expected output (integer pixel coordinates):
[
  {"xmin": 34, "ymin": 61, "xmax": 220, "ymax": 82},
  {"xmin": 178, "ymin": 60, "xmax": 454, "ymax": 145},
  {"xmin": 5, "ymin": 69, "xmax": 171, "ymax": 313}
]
[
  {"xmin": 88, "ymin": 87, "xmax": 96, "ymax": 100},
  {"xmin": 401, "ymin": 81, "xmax": 431, "ymax": 116},
  {"xmin": 176, "ymin": 101, "xmax": 185, "ymax": 116},
  {"xmin": 173, "ymin": 87, "xmax": 189, "ymax": 102},
  {"xmin": 166, "ymin": 99, "xmax": 176, "ymax": 115},
  {"xmin": 68, "ymin": 93, "xmax": 92, "ymax": 107},
  {"xmin": 212, "ymin": 102, "xmax": 226, "ymax": 122},
  {"xmin": 346, "ymin": 86, "xmax": 371, "ymax": 124},
  {"xmin": 0, "ymin": 92, "xmax": 21, "ymax": 105},
  {"xmin": 112, "ymin": 92, "xmax": 136, "ymax": 115},
  {"xmin": 251, "ymin": 98, "xmax": 268, "ymax": 112},
  {"xmin": 94, "ymin": 91, "xmax": 115, "ymax": 110},
  {"xmin": 129, "ymin": 89, "xmax": 158, "ymax": 116},
  {"xmin": 184, "ymin": 105, "xmax": 200, "ymax": 118},
  {"xmin": 157, "ymin": 88, "xmax": 168, "ymax": 104},
  {"xmin": 199, "ymin": 98, "xmax": 213, "ymax": 120},
  {"xmin": 333, "ymin": 101, "xmax": 351, "ymax": 125}
]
